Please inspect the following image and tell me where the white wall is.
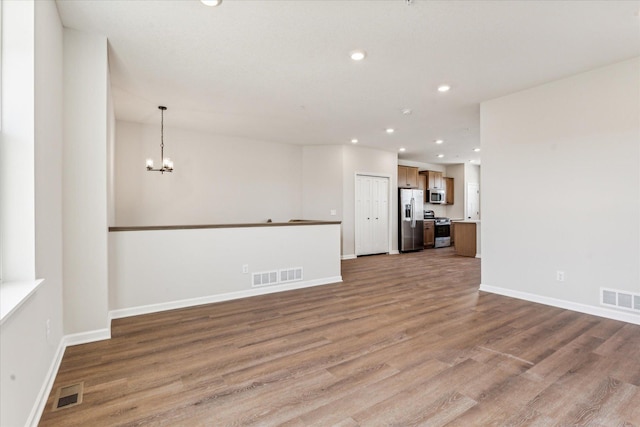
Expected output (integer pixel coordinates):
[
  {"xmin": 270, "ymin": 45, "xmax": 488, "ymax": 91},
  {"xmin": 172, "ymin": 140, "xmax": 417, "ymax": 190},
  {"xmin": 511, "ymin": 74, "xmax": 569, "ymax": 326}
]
[
  {"xmin": 302, "ymin": 145, "xmax": 343, "ymax": 221},
  {"xmin": 107, "ymin": 73, "xmax": 116, "ymax": 228},
  {"xmin": 63, "ymin": 28, "xmax": 110, "ymax": 336},
  {"xmin": 481, "ymin": 58, "xmax": 640, "ymax": 321},
  {"xmin": 342, "ymin": 145, "xmax": 398, "ymax": 257},
  {"xmin": 1, "ymin": 1, "xmax": 65, "ymax": 426},
  {"xmin": 115, "ymin": 121, "xmax": 303, "ymax": 226},
  {"xmin": 109, "ymin": 225, "xmax": 341, "ymax": 315}
]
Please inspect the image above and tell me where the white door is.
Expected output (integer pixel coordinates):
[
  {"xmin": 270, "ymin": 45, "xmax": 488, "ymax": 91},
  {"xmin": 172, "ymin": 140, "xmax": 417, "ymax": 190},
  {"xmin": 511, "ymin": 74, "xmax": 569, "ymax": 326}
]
[
  {"xmin": 466, "ymin": 183, "xmax": 480, "ymax": 220},
  {"xmin": 355, "ymin": 175, "xmax": 389, "ymax": 256},
  {"xmin": 371, "ymin": 177, "xmax": 389, "ymax": 254}
]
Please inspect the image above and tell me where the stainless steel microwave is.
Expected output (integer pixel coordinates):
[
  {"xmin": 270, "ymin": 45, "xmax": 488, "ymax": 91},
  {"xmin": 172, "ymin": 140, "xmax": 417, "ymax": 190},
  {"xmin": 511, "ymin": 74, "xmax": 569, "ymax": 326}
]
[{"xmin": 428, "ymin": 189, "xmax": 445, "ymax": 204}]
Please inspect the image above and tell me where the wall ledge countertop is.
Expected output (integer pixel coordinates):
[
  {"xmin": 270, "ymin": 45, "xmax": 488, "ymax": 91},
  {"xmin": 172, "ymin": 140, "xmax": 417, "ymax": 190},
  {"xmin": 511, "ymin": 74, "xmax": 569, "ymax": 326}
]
[{"xmin": 109, "ymin": 220, "xmax": 341, "ymax": 232}]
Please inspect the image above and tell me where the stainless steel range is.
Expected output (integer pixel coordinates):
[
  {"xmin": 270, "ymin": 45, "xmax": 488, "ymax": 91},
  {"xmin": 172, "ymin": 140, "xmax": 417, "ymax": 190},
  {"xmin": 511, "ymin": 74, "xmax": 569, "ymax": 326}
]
[{"xmin": 424, "ymin": 210, "xmax": 451, "ymax": 248}]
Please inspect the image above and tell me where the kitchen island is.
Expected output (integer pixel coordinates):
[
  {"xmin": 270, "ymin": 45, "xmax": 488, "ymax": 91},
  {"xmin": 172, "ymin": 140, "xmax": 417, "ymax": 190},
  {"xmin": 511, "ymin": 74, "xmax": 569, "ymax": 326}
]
[
  {"xmin": 108, "ymin": 220, "xmax": 342, "ymax": 319},
  {"xmin": 452, "ymin": 220, "xmax": 481, "ymax": 258}
]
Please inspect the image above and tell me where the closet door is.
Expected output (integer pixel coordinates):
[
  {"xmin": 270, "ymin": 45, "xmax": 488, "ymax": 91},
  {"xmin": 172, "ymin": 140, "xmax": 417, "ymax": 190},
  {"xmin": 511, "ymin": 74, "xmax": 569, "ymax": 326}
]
[
  {"xmin": 355, "ymin": 175, "xmax": 389, "ymax": 256},
  {"xmin": 371, "ymin": 177, "xmax": 389, "ymax": 254}
]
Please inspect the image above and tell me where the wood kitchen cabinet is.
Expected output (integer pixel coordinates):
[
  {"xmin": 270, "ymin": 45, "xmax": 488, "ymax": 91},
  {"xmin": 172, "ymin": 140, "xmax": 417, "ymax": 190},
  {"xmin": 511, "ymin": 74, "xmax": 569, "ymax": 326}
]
[
  {"xmin": 398, "ymin": 165, "xmax": 419, "ymax": 188},
  {"xmin": 454, "ymin": 222, "xmax": 477, "ymax": 257},
  {"xmin": 417, "ymin": 174, "xmax": 426, "ymax": 191},
  {"xmin": 430, "ymin": 171, "xmax": 444, "ymax": 189},
  {"xmin": 418, "ymin": 174, "xmax": 427, "ymax": 202},
  {"xmin": 420, "ymin": 170, "xmax": 443, "ymax": 189},
  {"xmin": 444, "ymin": 177, "xmax": 454, "ymax": 204},
  {"xmin": 424, "ymin": 220, "xmax": 435, "ymax": 248}
]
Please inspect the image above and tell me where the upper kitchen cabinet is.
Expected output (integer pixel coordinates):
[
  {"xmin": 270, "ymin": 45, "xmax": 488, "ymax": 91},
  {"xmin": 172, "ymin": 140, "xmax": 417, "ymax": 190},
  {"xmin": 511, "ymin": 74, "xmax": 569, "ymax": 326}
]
[
  {"xmin": 430, "ymin": 171, "xmax": 444, "ymax": 189},
  {"xmin": 418, "ymin": 174, "xmax": 428, "ymax": 202},
  {"xmin": 421, "ymin": 170, "xmax": 443, "ymax": 189},
  {"xmin": 398, "ymin": 165, "xmax": 419, "ymax": 188},
  {"xmin": 417, "ymin": 173, "xmax": 427, "ymax": 191},
  {"xmin": 444, "ymin": 177, "xmax": 454, "ymax": 205}
]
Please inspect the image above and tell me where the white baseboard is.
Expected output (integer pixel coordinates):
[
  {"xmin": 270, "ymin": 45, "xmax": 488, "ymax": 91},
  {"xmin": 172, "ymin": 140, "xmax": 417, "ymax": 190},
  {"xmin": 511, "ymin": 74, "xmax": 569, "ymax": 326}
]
[
  {"xmin": 388, "ymin": 250, "xmax": 400, "ymax": 255},
  {"xmin": 27, "ymin": 277, "xmax": 342, "ymax": 425},
  {"xmin": 27, "ymin": 339, "xmax": 66, "ymax": 427},
  {"xmin": 27, "ymin": 326, "xmax": 112, "ymax": 426},
  {"xmin": 64, "ymin": 328, "xmax": 112, "ymax": 347},
  {"xmin": 479, "ymin": 284, "xmax": 640, "ymax": 325},
  {"xmin": 475, "ymin": 254, "xmax": 481, "ymax": 258},
  {"xmin": 110, "ymin": 276, "xmax": 343, "ymax": 320}
]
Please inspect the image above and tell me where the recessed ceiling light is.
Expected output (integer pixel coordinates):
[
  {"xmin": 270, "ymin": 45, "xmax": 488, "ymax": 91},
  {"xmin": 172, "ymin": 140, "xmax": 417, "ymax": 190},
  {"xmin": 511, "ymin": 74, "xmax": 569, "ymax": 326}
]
[
  {"xmin": 437, "ymin": 84, "xmax": 451, "ymax": 93},
  {"xmin": 435, "ymin": 139, "xmax": 444, "ymax": 144},
  {"xmin": 437, "ymin": 154, "xmax": 445, "ymax": 158},
  {"xmin": 201, "ymin": 0, "xmax": 222, "ymax": 6},
  {"xmin": 399, "ymin": 147, "xmax": 406, "ymax": 152},
  {"xmin": 473, "ymin": 148, "xmax": 481, "ymax": 152},
  {"xmin": 401, "ymin": 108, "xmax": 412, "ymax": 115},
  {"xmin": 350, "ymin": 50, "xmax": 367, "ymax": 61},
  {"xmin": 386, "ymin": 128, "xmax": 395, "ymax": 134},
  {"xmin": 351, "ymin": 138, "xmax": 358, "ymax": 144}
]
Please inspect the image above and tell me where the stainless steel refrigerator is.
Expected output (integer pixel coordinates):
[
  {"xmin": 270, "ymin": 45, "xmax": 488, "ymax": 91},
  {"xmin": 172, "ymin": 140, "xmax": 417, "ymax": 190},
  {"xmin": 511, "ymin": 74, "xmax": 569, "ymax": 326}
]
[{"xmin": 399, "ymin": 188, "xmax": 424, "ymax": 252}]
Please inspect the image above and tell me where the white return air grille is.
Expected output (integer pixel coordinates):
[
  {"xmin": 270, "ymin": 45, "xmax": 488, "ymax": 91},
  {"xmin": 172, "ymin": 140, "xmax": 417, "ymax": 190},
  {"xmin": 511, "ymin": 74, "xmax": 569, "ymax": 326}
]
[
  {"xmin": 252, "ymin": 267, "xmax": 303, "ymax": 287},
  {"xmin": 252, "ymin": 271, "xmax": 279, "ymax": 287},
  {"xmin": 601, "ymin": 287, "xmax": 640, "ymax": 313},
  {"xmin": 280, "ymin": 267, "xmax": 303, "ymax": 284}
]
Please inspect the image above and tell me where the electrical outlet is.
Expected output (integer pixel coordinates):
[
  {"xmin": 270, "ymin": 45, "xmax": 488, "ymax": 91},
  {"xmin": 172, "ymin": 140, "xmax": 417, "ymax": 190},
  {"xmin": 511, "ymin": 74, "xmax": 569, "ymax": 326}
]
[
  {"xmin": 330, "ymin": 209, "xmax": 337, "ymax": 216},
  {"xmin": 556, "ymin": 271, "xmax": 565, "ymax": 282},
  {"xmin": 242, "ymin": 264, "xmax": 249, "ymax": 274}
]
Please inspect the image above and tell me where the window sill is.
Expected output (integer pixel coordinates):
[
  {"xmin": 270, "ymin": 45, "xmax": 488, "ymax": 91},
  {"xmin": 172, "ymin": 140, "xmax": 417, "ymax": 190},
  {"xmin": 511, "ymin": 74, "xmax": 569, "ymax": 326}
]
[{"xmin": 0, "ymin": 279, "xmax": 45, "ymax": 326}]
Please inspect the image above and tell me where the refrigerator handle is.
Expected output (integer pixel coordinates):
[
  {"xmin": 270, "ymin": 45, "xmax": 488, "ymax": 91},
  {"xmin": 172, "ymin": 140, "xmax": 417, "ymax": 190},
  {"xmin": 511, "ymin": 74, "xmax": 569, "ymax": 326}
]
[{"xmin": 410, "ymin": 197, "xmax": 416, "ymax": 228}]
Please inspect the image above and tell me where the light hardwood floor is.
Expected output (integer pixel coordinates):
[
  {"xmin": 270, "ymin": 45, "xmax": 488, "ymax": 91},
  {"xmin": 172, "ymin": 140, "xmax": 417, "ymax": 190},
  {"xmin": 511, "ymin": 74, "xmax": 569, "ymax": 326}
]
[{"xmin": 40, "ymin": 248, "xmax": 640, "ymax": 426}]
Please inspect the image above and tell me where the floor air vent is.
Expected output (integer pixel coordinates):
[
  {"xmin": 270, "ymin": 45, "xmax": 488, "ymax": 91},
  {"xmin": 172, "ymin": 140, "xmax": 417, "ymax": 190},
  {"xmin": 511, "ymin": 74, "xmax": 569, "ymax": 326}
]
[
  {"xmin": 52, "ymin": 382, "xmax": 84, "ymax": 411},
  {"xmin": 601, "ymin": 288, "xmax": 640, "ymax": 313}
]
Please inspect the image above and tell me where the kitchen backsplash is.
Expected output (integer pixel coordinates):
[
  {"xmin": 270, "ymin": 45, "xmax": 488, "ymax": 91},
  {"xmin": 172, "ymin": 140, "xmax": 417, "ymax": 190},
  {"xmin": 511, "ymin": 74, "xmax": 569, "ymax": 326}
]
[{"xmin": 424, "ymin": 203, "xmax": 447, "ymax": 217}]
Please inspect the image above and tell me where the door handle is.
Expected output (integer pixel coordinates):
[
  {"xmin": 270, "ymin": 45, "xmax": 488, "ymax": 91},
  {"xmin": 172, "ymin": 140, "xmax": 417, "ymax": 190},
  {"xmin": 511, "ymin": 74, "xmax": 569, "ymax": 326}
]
[{"xmin": 410, "ymin": 197, "xmax": 416, "ymax": 228}]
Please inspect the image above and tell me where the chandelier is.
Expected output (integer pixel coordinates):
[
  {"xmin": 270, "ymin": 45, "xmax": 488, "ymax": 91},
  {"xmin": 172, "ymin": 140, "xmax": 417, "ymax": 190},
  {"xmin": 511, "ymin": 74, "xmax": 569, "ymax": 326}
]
[{"xmin": 145, "ymin": 106, "xmax": 173, "ymax": 174}]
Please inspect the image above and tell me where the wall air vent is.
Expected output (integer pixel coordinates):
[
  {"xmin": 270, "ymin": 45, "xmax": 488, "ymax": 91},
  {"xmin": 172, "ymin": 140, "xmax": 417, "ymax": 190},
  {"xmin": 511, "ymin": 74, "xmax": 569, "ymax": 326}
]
[
  {"xmin": 252, "ymin": 267, "xmax": 303, "ymax": 287},
  {"xmin": 601, "ymin": 288, "xmax": 640, "ymax": 313},
  {"xmin": 280, "ymin": 267, "xmax": 303, "ymax": 284},
  {"xmin": 252, "ymin": 271, "xmax": 279, "ymax": 287}
]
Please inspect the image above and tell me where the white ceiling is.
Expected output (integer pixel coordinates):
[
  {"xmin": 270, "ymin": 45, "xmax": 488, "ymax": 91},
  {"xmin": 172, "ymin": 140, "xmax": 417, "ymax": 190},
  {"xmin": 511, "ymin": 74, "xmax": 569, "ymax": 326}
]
[{"xmin": 56, "ymin": 0, "xmax": 640, "ymax": 165}]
